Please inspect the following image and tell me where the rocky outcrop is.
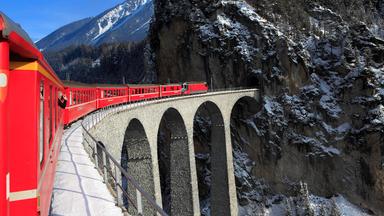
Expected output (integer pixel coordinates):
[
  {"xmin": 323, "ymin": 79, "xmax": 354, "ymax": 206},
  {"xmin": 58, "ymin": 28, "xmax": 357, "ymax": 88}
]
[{"xmin": 150, "ymin": 0, "xmax": 384, "ymax": 215}]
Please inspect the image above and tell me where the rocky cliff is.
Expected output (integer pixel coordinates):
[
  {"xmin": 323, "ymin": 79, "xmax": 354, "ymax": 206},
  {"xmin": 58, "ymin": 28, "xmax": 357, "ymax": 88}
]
[{"xmin": 150, "ymin": 0, "xmax": 384, "ymax": 215}]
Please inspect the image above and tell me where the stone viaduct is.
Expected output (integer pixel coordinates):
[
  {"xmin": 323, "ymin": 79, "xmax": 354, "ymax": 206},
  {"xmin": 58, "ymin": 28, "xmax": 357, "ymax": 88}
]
[{"xmin": 87, "ymin": 89, "xmax": 260, "ymax": 216}]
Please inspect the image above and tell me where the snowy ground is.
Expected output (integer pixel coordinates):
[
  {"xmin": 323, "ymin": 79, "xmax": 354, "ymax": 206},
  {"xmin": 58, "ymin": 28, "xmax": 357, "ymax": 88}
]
[{"xmin": 50, "ymin": 122, "xmax": 123, "ymax": 216}]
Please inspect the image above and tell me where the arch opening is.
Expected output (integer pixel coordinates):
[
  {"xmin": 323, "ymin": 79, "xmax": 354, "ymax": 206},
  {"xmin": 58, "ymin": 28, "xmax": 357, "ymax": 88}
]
[
  {"xmin": 193, "ymin": 101, "xmax": 230, "ymax": 216},
  {"xmin": 230, "ymin": 96, "xmax": 262, "ymax": 214},
  {"xmin": 157, "ymin": 108, "xmax": 193, "ymax": 215},
  {"xmin": 121, "ymin": 118, "xmax": 155, "ymax": 215}
]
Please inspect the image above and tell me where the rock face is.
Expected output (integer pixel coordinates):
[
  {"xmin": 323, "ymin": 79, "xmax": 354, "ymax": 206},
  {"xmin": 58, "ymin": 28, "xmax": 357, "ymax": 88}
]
[{"xmin": 150, "ymin": 0, "xmax": 384, "ymax": 215}]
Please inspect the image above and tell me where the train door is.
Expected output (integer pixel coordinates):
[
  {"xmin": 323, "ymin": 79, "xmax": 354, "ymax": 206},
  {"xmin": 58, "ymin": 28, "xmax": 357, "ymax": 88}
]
[{"xmin": 39, "ymin": 81, "xmax": 44, "ymax": 166}]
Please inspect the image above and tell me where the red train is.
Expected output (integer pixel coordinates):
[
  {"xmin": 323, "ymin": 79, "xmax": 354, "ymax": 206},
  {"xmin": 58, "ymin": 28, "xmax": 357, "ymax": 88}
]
[
  {"xmin": 64, "ymin": 82, "xmax": 208, "ymax": 124},
  {"xmin": 0, "ymin": 13, "xmax": 208, "ymax": 216}
]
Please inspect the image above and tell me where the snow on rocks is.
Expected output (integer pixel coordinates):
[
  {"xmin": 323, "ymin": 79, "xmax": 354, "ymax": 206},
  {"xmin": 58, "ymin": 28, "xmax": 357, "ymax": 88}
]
[
  {"xmin": 289, "ymin": 132, "xmax": 341, "ymax": 156},
  {"xmin": 282, "ymin": 94, "xmax": 316, "ymax": 125},
  {"xmin": 310, "ymin": 73, "xmax": 343, "ymax": 119},
  {"xmin": 215, "ymin": 14, "xmax": 258, "ymax": 62},
  {"xmin": 370, "ymin": 105, "xmax": 384, "ymax": 126}
]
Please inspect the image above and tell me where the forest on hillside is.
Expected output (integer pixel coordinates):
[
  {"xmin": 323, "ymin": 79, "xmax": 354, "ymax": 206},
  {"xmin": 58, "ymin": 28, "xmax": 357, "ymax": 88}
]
[{"xmin": 44, "ymin": 41, "xmax": 148, "ymax": 84}]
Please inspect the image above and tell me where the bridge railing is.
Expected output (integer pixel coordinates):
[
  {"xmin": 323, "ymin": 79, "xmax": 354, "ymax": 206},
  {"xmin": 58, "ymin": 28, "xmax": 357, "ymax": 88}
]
[
  {"xmin": 208, "ymin": 86, "xmax": 248, "ymax": 92},
  {"xmin": 81, "ymin": 107, "xmax": 168, "ymax": 216}
]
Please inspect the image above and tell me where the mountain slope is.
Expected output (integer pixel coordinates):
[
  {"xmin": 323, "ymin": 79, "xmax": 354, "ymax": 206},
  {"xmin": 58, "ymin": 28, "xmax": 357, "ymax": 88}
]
[
  {"xmin": 35, "ymin": 17, "xmax": 92, "ymax": 50},
  {"xmin": 37, "ymin": 0, "xmax": 153, "ymax": 51}
]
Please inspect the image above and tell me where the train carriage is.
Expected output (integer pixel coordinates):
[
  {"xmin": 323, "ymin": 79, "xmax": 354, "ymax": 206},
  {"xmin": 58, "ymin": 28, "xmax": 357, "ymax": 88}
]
[
  {"xmin": 97, "ymin": 85, "xmax": 128, "ymax": 108},
  {"xmin": 128, "ymin": 84, "xmax": 160, "ymax": 102},
  {"xmin": 0, "ymin": 12, "xmax": 65, "ymax": 216},
  {"xmin": 64, "ymin": 85, "xmax": 97, "ymax": 125},
  {"xmin": 160, "ymin": 84, "xmax": 183, "ymax": 97},
  {"xmin": 182, "ymin": 82, "xmax": 209, "ymax": 95}
]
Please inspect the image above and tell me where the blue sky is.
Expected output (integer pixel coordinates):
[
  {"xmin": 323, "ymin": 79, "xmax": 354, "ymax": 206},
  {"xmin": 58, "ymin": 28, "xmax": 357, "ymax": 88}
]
[{"xmin": 0, "ymin": 0, "xmax": 124, "ymax": 41}]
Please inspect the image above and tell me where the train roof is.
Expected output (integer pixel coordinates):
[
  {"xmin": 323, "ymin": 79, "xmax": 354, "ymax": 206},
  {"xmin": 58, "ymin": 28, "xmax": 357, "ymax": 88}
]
[
  {"xmin": 63, "ymin": 81, "xmax": 126, "ymax": 88},
  {"xmin": 0, "ymin": 12, "xmax": 64, "ymax": 87},
  {"xmin": 0, "ymin": 12, "xmax": 36, "ymax": 48},
  {"xmin": 128, "ymin": 84, "xmax": 160, "ymax": 87},
  {"xmin": 186, "ymin": 81, "xmax": 207, "ymax": 84}
]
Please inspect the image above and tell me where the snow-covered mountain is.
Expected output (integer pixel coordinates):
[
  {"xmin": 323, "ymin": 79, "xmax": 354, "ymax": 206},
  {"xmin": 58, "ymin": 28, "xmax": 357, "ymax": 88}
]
[{"xmin": 37, "ymin": 0, "xmax": 153, "ymax": 52}]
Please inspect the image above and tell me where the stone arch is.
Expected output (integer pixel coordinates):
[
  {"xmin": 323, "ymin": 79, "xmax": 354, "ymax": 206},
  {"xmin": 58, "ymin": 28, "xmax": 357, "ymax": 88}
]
[
  {"xmin": 121, "ymin": 118, "xmax": 155, "ymax": 215},
  {"xmin": 157, "ymin": 108, "xmax": 193, "ymax": 215},
  {"xmin": 230, "ymin": 96, "xmax": 262, "ymax": 213},
  {"xmin": 193, "ymin": 101, "xmax": 230, "ymax": 216}
]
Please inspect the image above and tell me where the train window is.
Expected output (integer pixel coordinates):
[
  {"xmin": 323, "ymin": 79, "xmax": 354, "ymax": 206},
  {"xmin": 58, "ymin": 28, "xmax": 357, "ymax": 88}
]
[
  {"xmin": 49, "ymin": 86, "xmax": 53, "ymax": 145},
  {"xmin": 69, "ymin": 91, "xmax": 72, "ymax": 106},
  {"xmin": 56, "ymin": 89, "xmax": 58, "ymax": 129},
  {"xmin": 54, "ymin": 89, "xmax": 57, "ymax": 130},
  {"xmin": 39, "ymin": 81, "xmax": 44, "ymax": 165}
]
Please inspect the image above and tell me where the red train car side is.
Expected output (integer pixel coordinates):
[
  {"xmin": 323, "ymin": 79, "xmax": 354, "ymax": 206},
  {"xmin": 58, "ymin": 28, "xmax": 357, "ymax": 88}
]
[
  {"xmin": 160, "ymin": 84, "xmax": 182, "ymax": 97},
  {"xmin": 182, "ymin": 82, "xmax": 209, "ymax": 95},
  {"xmin": 97, "ymin": 86, "xmax": 128, "ymax": 108},
  {"xmin": 1, "ymin": 11, "xmax": 66, "ymax": 216},
  {"xmin": 129, "ymin": 84, "xmax": 160, "ymax": 102},
  {"xmin": 64, "ymin": 86, "xmax": 97, "ymax": 124}
]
